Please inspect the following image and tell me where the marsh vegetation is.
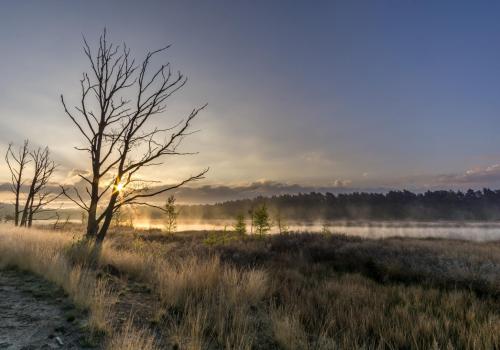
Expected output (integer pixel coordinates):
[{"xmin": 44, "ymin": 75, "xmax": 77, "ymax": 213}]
[{"xmin": 0, "ymin": 224, "xmax": 498, "ymax": 349}]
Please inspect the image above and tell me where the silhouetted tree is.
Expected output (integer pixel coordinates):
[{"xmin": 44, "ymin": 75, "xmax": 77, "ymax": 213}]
[
  {"xmin": 20, "ymin": 147, "xmax": 58, "ymax": 227},
  {"xmin": 5, "ymin": 140, "xmax": 30, "ymax": 226},
  {"xmin": 248, "ymin": 207, "xmax": 254, "ymax": 234},
  {"xmin": 175, "ymin": 189, "xmax": 500, "ymax": 222},
  {"xmin": 53, "ymin": 212, "xmax": 70, "ymax": 230},
  {"xmin": 112, "ymin": 206, "xmax": 124, "ymax": 228},
  {"xmin": 61, "ymin": 29, "xmax": 208, "ymax": 242},
  {"xmin": 3, "ymin": 214, "xmax": 14, "ymax": 223},
  {"xmin": 81, "ymin": 211, "xmax": 87, "ymax": 225},
  {"xmin": 321, "ymin": 223, "xmax": 331, "ymax": 235},
  {"xmin": 126, "ymin": 212, "xmax": 135, "ymax": 228},
  {"xmin": 6, "ymin": 141, "xmax": 58, "ymax": 228},
  {"xmin": 275, "ymin": 210, "xmax": 288, "ymax": 234}
]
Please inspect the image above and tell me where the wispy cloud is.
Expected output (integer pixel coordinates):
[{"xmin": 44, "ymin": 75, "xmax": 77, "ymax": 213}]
[
  {"xmin": 3, "ymin": 164, "xmax": 500, "ymax": 206},
  {"xmin": 434, "ymin": 164, "xmax": 500, "ymax": 186},
  {"xmin": 0, "ymin": 178, "xmax": 360, "ymax": 205}
]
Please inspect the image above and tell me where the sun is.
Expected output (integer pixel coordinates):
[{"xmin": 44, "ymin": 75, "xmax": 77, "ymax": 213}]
[{"xmin": 115, "ymin": 182, "xmax": 125, "ymax": 193}]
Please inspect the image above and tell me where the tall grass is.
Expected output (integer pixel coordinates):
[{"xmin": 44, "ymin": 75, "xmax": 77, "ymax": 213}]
[
  {"xmin": 157, "ymin": 256, "xmax": 268, "ymax": 349},
  {"xmin": 95, "ymin": 231, "xmax": 500, "ymax": 349},
  {"xmin": 107, "ymin": 318, "xmax": 159, "ymax": 350},
  {"xmin": 0, "ymin": 225, "xmax": 113, "ymax": 333},
  {"xmin": 1, "ymin": 225, "xmax": 499, "ymax": 349},
  {"xmin": 0, "ymin": 224, "xmax": 155, "ymax": 348},
  {"xmin": 99, "ymin": 245, "xmax": 269, "ymax": 349},
  {"xmin": 268, "ymin": 273, "xmax": 500, "ymax": 349}
]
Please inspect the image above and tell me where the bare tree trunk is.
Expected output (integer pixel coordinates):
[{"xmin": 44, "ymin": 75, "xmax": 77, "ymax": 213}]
[
  {"xmin": 97, "ymin": 211, "xmax": 112, "ymax": 242},
  {"xmin": 53, "ymin": 212, "xmax": 60, "ymax": 230},
  {"xmin": 14, "ymin": 194, "xmax": 20, "ymax": 225},
  {"xmin": 20, "ymin": 186, "xmax": 35, "ymax": 226},
  {"xmin": 86, "ymin": 179, "xmax": 100, "ymax": 238},
  {"xmin": 61, "ymin": 30, "xmax": 208, "ymax": 243},
  {"xmin": 19, "ymin": 146, "xmax": 57, "ymax": 227},
  {"xmin": 5, "ymin": 141, "xmax": 30, "ymax": 226},
  {"xmin": 96, "ymin": 193, "xmax": 119, "ymax": 242},
  {"xmin": 27, "ymin": 195, "xmax": 35, "ymax": 227}
]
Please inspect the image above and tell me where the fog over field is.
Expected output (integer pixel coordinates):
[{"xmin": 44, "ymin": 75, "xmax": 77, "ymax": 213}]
[
  {"xmin": 0, "ymin": 1, "xmax": 499, "ymax": 349},
  {"xmin": 122, "ymin": 219, "xmax": 500, "ymax": 241}
]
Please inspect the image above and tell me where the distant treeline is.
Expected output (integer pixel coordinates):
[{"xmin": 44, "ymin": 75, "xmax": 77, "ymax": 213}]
[{"xmin": 175, "ymin": 189, "xmax": 500, "ymax": 221}]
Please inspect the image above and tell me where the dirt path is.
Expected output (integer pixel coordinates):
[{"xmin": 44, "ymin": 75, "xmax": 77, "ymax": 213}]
[{"xmin": 0, "ymin": 269, "xmax": 90, "ymax": 350}]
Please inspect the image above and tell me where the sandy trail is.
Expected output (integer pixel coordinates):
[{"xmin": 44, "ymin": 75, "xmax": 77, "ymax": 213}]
[{"xmin": 0, "ymin": 269, "xmax": 88, "ymax": 350}]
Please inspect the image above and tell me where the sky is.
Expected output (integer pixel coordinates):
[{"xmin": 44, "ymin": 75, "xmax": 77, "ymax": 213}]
[{"xmin": 1, "ymin": 0, "xmax": 500, "ymax": 202}]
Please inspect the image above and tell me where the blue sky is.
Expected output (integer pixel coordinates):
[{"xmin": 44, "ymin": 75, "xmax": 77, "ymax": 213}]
[{"xmin": 1, "ymin": 0, "xmax": 500, "ymax": 193}]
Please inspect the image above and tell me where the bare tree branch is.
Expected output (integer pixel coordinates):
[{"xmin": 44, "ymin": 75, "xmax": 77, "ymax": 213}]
[
  {"xmin": 5, "ymin": 140, "xmax": 30, "ymax": 226},
  {"xmin": 61, "ymin": 29, "xmax": 208, "ymax": 241}
]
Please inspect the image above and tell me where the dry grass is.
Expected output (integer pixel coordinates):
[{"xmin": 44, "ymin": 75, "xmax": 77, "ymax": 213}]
[
  {"xmin": 176, "ymin": 260, "xmax": 266, "ymax": 350},
  {"xmin": 107, "ymin": 318, "xmax": 159, "ymax": 350},
  {"xmin": 95, "ymin": 234, "xmax": 270, "ymax": 348},
  {"xmin": 269, "ymin": 273, "xmax": 499, "ymax": 349},
  {"xmin": 270, "ymin": 305, "xmax": 308, "ymax": 350},
  {"xmin": 132, "ymin": 255, "xmax": 266, "ymax": 349},
  {"xmin": 1, "ymin": 224, "xmax": 499, "ymax": 349},
  {"xmin": 94, "ymin": 230, "xmax": 500, "ymax": 349},
  {"xmin": 0, "ymin": 225, "xmax": 112, "ymax": 332},
  {"xmin": 0, "ymin": 224, "xmax": 140, "ymax": 347}
]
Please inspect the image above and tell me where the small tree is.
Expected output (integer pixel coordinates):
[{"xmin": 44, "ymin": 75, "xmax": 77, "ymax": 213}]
[
  {"xmin": 164, "ymin": 195, "xmax": 178, "ymax": 234},
  {"xmin": 3, "ymin": 214, "xmax": 14, "ymax": 223},
  {"xmin": 233, "ymin": 214, "xmax": 246, "ymax": 235},
  {"xmin": 81, "ymin": 211, "xmax": 88, "ymax": 225},
  {"xmin": 275, "ymin": 210, "xmax": 289, "ymax": 234},
  {"xmin": 112, "ymin": 206, "xmax": 124, "ymax": 228},
  {"xmin": 248, "ymin": 207, "xmax": 254, "ymax": 234},
  {"xmin": 253, "ymin": 204, "xmax": 271, "ymax": 235},
  {"xmin": 321, "ymin": 224, "xmax": 331, "ymax": 235},
  {"xmin": 6, "ymin": 141, "xmax": 59, "ymax": 228},
  {"xmin": 126, "ymin": 212, "xmax": 134, "ymax": 228},
  {"xmin": 20, "ymin": 146, "xmax": 59, "ymax": 227}
]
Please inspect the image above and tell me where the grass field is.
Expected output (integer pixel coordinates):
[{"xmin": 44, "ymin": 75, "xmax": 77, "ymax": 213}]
[{"xmin": 0, "ymin": 224, "xmax": 498, "ymax": 349}]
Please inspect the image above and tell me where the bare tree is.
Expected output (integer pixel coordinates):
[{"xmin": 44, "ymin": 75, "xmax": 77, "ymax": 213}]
[
  {"xmin": 6, "ymin": 142, "xmax": 59, "ymax": 227},
  {"xmin": 248, "ymin": 207, "xmax": 255, "ymax": 235},
  {"xmin": 275, "ymin": 210, "xmax": 289, "ymax": 234},
  {"xmin": 52, "ymin": 211, "xmax": 70, "ymax": 231},
  {"xmin": 111, "ymin": 205, "xmax": 124, "ymax": 228},
  {"xmin": 5, "ymin": 140, "xmax": 30, "ymax": 226},
  {"xmin": 20, "ymin": 146, "xmax": 59, "ymax": 227},
  {"xmin": 61, "ymin": 29, "xmax": 208, "ymax": 242}
]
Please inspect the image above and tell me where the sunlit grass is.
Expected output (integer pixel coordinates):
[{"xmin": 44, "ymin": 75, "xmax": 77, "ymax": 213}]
[{"xmin": 0, "ymin": 224, "xmax": 499, "ymax": 349}]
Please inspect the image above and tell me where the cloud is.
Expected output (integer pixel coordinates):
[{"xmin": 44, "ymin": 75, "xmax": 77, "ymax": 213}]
[
  {"xmin": 434, "ymin": 164, "xmax": 500, "ymax": 186},
  {"xmin": 3, "ymin": 164, "xmax": 500, "ymax": 206},
  {"xmin": 64, "ymin": 168, "xmax": 92, "ymax": 185},
  {"xmin": 330, "ymin": 179, "xmax": 352, "ymax": 187},
  {"xmin": 160, "ymin": 180, "xmax": 360, "ymax": 204},
  {"xmin": 0, "ymin": 178, "xmax": 352, "ymax": 205}
]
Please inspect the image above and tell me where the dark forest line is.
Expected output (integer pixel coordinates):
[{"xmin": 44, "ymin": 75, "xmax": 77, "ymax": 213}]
[{"xmin": 171, "ymin": 189, "xmax": 500, "ymax": 221}]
